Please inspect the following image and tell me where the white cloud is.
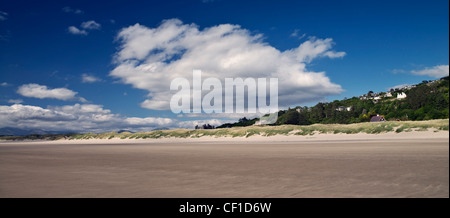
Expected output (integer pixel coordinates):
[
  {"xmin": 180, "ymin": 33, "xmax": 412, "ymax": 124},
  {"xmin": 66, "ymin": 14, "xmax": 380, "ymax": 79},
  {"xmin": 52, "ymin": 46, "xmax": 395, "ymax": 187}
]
[
  {"xmin": 62, "ymin": 7, "xmax": 83, "ymax": 14},
  {"xmin": 111, "ymin": 19, "xmax": 344, "ymax": 111},
  {"xmin": 68, "ymin": 21, "xmax": 101, "ymax": 35},
  {"xmin": 0, "ymin": 103, "xmax": 228, "ymax": 132},
  {"xmin": 1, "ymin": 82, "xmax": 10, "ymax": 87},
  {"xmin": 17, "ymin": 83, "xmax": 86, "ymax": 102},
  {"xmin": 0, "ymin": 11, "xmax": 8, "ymax": 21},
  {"xmin": 82, "ymin": 74, "xmax": 101, "ymax": 83},
  {"xmin": 124, "ymin": 117, "xmax": 175, "ymax": 126},
  {"xmin": 0, "ymin": 104, "xmax": 76, "ymax": 127},
  {"xmin": 323, "ymin": 51, "xmax": 346, "ymax": 59},
  {"xmin": 81, "ymin": 20, "xmax": 101, "ymax": 30},
  {"xmin": 290, "ymin": 29, "xmax": 306, "ymax": 39},
  {"xmin": 0, "ymin": 104, "xmax": 116, "ymax": 132},
  {"xmin": 411, "ymin": 65, "xmax": 449, "ymax": 78},
  {"xmin": 8, "ymin": 99, "xmax": 23, "ymax": 104},
  {"xmin": 68, "ymin": 26, "xmax": 87, "ymax": 35}
]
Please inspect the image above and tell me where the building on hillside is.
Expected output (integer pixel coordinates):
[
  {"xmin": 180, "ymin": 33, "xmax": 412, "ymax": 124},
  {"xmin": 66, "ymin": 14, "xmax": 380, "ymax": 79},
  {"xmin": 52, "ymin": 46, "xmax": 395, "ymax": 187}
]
[
  {"xmin": 370, "ymin": 114, "xmax": 386, "ymax": 122},
  {"xmin": 403, "ymin": 85, "xmax": 416, "ymax": 90},
  {"xmin": 384, "ymin": 92, "xmax": 393, "ymax": 97},
  {"xmin": 397, "ymin": 92, "xmax": 407, "ymax": 99},
  {"xmin": 336, "ymin": 106, "xmax": 353, "ymax": 112}
]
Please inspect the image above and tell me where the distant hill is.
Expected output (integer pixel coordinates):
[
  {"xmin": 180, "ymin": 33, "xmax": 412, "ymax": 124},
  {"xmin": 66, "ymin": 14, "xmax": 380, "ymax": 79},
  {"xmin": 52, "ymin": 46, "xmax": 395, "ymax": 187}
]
[
  {"xmin": 152, "ymin": 127, "xmax": 170, "ymax": 131},
  {"xmin": 117, "ymin": 130, "xmax": 135, "ymax": 134},
  {"xmin": 0, "ymin": 127, "xmax": 32, "ymax": 136},
  {"xmin": 218, "ymin": 76, "xmax": 449, "ymax": 128},
  {"xmin": 0, "ymin": 127, "xmax": 72, "ymax": 136}
]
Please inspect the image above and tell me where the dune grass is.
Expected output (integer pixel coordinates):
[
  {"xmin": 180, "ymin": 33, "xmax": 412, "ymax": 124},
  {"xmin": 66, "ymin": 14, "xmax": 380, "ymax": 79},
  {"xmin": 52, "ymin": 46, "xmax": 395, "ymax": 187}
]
[
  {"xmin": 65, "ymin": 119, "xmax": 449, "ymax": 140},
  {"xmin": 1, "ymin": 119, "xmax": 448, "ymax": 141}
]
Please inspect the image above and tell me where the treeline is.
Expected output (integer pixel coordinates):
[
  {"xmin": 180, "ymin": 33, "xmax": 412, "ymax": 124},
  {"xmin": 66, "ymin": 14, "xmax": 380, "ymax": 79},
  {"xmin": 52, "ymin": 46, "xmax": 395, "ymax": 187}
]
[
  {"xmin": 217, "ymin": 117, "xmax": 258, "ymax": 128},
  {"xmin": 217, "ymin": 76, "xmax": 449, "ymax": 128}
]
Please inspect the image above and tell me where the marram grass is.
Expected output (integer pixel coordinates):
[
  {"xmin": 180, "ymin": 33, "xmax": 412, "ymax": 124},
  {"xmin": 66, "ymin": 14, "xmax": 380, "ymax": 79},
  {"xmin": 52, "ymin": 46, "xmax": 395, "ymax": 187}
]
[{"xmin": 1, "ymin": 119, "xmax": 448, "ymax": 141}]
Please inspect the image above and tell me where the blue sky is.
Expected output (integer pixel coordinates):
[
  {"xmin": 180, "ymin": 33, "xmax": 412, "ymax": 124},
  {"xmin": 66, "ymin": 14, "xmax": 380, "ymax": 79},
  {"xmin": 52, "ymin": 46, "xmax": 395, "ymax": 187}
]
[{"xmin": 0, "ymin": 0, "xmax": 448, "ymax": 132}]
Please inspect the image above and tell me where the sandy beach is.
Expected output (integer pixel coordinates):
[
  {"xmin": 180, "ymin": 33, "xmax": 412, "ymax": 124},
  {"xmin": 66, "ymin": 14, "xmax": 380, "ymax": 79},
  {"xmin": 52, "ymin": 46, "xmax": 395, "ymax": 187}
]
[{"xmin": 0, "ymin": 131, "xmax": 448, "ymax": 198}]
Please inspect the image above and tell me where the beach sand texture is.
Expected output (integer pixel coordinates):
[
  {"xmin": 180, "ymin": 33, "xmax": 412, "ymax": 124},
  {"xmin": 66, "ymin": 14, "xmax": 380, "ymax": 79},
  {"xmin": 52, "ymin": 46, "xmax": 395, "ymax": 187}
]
[{"xmin": 0, "ymin": 132, "xmax": 448, "ymax": 198}]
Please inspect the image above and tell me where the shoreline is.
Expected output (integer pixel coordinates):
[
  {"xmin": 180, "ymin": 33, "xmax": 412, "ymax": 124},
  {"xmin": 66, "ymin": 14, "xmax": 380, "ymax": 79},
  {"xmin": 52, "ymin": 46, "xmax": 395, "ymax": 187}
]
[
  {"xmin": 1, "ymin": 119, "xmax": 448, "ymax": 144},
  {"xmin": 1, "ymin": 129, "xmax": 448, "ymax": 145}
]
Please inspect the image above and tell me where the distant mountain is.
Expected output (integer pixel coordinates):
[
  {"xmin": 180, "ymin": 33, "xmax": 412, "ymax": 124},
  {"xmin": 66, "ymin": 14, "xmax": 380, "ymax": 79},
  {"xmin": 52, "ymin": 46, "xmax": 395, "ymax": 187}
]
[
  {"xmin": 0, "ymin": 127, "xmax": 32, "ymax": 136},
  {"xmin": 117, "ymin": 130, "xmax": 135, "ymax": 133},
  {"xmin": 0, "ymin": 127, "xmax": 71, "ymax": 136},
  {"xmin": 117, "ymin": 128, "xmax": 169, "ymax": 133},
  {"xmin": 152, "ymin": 127, "xmax": 170, "ymax": 131}
]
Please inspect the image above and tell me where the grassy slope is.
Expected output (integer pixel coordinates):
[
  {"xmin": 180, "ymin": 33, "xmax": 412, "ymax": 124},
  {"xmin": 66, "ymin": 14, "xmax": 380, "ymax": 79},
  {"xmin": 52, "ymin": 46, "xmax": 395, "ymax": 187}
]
[{"xmin": 2, "ymin": 119, "xmax": 447, "ymax": 141}]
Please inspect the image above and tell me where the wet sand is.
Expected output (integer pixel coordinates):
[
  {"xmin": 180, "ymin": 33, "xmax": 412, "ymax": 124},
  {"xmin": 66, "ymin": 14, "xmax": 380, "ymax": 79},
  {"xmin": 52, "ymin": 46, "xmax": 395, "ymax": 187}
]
[{"xmin": 0, "ymin": 135, "xmax": 448, "ymax": 198}]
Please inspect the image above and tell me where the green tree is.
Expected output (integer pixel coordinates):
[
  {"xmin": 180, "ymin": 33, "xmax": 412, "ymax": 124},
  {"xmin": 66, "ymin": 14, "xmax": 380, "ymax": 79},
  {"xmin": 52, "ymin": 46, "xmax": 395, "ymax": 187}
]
[
  {"xmin": 407, "ymin": 85, "xmax": 431, "ymax": 109},
  {"xmin": 298, "ymin": 112, "xmax": 309, "ymax": 125},
  {"xmin": 310, "ymin": 103, "xmax": 325, "ymax": 123},
  {"xmin": 284, "ymin": 110, "xmax": 300, "ymax": 125}
]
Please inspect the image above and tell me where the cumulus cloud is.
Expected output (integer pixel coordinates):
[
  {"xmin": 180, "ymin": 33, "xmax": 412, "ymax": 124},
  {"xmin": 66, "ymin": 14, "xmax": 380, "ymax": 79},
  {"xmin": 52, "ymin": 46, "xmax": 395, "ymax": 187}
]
[
  {"xmin": 82, "ymin": 74, "xmax": 101, "ymax": 83},
  {"xmin": 0, "ymin": 11, "xmax": 8, "ymax": 21},
  {"xmin": 1, "ymin": 82, "xmax": 10, "ymax": 87},
  {"xmin": 81, "ymin": 20, "xmax": 101, "ymax": 30},
  {"xmin": 68, "ymin": 26, "xmax": 87, "ymax": 35},
  {"xmin": 62, "ymin": 7, "xmax": 83, "ymax": 14},
  {"xmin": 0, "ymin": 104, "xmax": 76, "ymax": 127},
  {"xmin": 17, "ymin": 83, "xmax": 86, "ymax": 102},
  {"xmin": 411, "ymin": 65, "xmax": 449, "ymax": 78},
  {"xmin": 111, "ymin": 19, "xmax": 344, "ymax": 111},
  {"xmin": 0, "ymin": 104, "xmax": 117, "ymax": 132},
  {"xmin": 0, "ymin": 103, "xmax": 229, "ymax": 132}
]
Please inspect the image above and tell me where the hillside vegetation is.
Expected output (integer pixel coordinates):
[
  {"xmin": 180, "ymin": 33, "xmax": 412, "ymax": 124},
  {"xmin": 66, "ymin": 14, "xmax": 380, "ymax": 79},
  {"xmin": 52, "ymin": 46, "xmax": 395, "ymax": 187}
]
[{"xmin": 218, "ymin": 76, "xmax": 449, "ymax": 128}]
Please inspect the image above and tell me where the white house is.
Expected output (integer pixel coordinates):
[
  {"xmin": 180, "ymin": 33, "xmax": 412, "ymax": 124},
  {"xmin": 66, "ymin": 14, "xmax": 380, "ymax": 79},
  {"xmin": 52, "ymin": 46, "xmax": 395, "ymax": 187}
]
[
  {"xmin": 397, "ymin": 92, "xmax": 407, "ymax": 99},
  {"xmin": 336, "ymin": 106, "xmax": 353, "ymax": 112},
  {"xmin": 336, "ymin": 106, "xmax": 345, "ymax": 112},
  {"xmin": 384, "ymin": 92, "xmax": 393, "ymax": 97}
]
